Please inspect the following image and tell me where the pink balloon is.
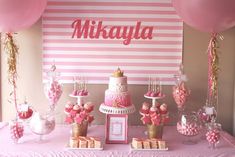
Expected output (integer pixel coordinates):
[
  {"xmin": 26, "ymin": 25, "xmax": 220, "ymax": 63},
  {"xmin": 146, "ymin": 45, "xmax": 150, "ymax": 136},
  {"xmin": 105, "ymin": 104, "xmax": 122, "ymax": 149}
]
[
  {"xmin": 172, "ymin": 0, "xmax": 235, "ymax": 33},
  {"xmin": 0, "ymin": 0, "xmax": 47, "ymax": 32}
]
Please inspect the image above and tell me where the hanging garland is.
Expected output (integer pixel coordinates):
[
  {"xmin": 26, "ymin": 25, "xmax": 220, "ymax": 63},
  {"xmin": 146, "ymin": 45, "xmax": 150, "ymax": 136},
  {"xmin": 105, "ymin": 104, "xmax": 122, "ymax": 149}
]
[
  {"xmin": 207, "ymin": 33, "xmax": 222, "ymax": 107},
  {"xmin": 4, "ymin": 33, "xmax": 19, "ymax": 112}
]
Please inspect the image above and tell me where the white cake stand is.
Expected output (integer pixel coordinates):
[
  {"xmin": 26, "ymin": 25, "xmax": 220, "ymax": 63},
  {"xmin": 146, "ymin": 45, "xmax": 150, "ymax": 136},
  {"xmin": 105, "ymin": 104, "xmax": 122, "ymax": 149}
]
[
  {"xmin": 99, "ymin": 103, "xmax": 136, "ymax": 115},
  {"xmin": 69, "ymin": 94, "xmax": 89, "ymax": 106},
  {"xmin": 144, "ymin": 95, "xmax": 165, "ymax": 109}
]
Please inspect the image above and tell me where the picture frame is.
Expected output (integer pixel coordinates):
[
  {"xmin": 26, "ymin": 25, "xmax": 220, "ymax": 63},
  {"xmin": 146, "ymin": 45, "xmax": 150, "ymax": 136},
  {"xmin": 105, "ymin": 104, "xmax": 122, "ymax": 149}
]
[{"xmin": 105, "ymin": 114, "xmax": 128, "ymax": 144}]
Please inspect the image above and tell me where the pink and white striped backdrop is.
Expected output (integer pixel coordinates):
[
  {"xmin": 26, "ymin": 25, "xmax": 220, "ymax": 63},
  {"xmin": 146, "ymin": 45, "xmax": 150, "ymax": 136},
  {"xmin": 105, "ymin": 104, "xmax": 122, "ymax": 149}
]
[{"xmin": 42, "ymin": 0, "xmax": 183, "ymax": 84}]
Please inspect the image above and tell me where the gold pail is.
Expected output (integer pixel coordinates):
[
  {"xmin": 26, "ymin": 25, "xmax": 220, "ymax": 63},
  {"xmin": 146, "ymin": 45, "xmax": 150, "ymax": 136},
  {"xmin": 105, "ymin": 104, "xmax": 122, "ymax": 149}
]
[
  {"xmin": 71, "ymin": 121, "xmax": 88, "ymax": 137},
  {"xmin": 147, "ymin": 124, "xmax": 163, "ymax": 139}
]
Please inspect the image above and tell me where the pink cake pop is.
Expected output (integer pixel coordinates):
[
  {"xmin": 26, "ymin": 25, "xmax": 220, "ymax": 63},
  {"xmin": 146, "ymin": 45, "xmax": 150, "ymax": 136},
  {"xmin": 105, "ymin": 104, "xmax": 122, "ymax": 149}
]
[
  {"xmin": 10, "ymin": 121, "xmax": 24, "ymax": 143},
  {"xmin": 140, "ymin": 102, "xmax": 150, "ymax": 115},
  {"xmin": 72, "ymin": 90, "xmax": 78, "ymax": 96},
  {"xmin": 149, "ymin": 106, "xmax": 158, "ymax": 115},
  {"xmin": 150, "ymin": 92, "xmax": 158, "ymax": 97},
  {"xmin": 64, "ymin": 101, "xmax": 74, "ymax": 114},
  {"xmin": 159, "ymin": 103, "xmax": 168, "ymax": 114},
  {"xmin": 84, "ymin": 102, "xmax": 94, "ymax": 113}
]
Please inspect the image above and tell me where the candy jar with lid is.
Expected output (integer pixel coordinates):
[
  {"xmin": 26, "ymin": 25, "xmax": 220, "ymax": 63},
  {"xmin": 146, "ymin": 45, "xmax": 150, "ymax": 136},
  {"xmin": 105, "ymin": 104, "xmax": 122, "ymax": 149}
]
[
  {"xmin": 177, "ymin": 111, "xmax": 201, "ymax": 144},
  {"xmin": 206, "ymin": 122, "xmax": 221, "ymax": 149},
  {"xmin": 172, "ymin": 64, "xmax": 190, "ymax": 112},
  {"xmin": 44, "ymin": 63, "xmax": 63, "ymax": 111},
  {"xmin": 197, "ymin": 101, "xmax": 217, "ymax": 128}
]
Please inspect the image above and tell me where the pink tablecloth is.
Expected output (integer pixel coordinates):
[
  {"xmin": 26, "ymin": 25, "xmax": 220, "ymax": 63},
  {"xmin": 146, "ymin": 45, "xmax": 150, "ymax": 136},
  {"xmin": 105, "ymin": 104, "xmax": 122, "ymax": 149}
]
[{"xmin": 0, "ymin": 123, "xmax": 235, "ymax": 157}]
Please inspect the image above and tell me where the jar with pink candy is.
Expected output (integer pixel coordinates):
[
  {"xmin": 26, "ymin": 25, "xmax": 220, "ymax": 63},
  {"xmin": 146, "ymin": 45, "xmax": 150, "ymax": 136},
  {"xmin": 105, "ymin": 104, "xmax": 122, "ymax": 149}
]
[
  {"xmin": 44, "ymin": 63, "xmax": 63, "ymax": 111},
  {"xmin": 206, "ymin": 122, "xmax": 221, "ymax": 149},
  {"xmin": 177, "ymin": 111, "xmax": 201, "ymax": 144},
  {"xmin": 172, "ymin": 64, "xmax": 190, "ymax": 112}
]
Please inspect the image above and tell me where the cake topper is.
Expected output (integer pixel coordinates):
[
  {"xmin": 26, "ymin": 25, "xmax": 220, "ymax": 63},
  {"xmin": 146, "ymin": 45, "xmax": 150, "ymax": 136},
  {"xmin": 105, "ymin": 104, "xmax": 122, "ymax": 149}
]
[{"xmin": 113, "ymin": 67, "xmax": 124, "ymax": 77}]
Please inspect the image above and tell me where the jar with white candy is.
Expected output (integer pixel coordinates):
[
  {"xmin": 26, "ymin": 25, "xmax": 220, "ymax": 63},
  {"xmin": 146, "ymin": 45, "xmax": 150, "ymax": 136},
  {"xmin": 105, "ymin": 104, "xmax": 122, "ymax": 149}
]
[
  {"xmin": 177, "ymin": 111, "xmax": 201, "ymax": 144},
  {"xmin": 29, "ymin": 111, "xmax": 55, "ymax": 141}
]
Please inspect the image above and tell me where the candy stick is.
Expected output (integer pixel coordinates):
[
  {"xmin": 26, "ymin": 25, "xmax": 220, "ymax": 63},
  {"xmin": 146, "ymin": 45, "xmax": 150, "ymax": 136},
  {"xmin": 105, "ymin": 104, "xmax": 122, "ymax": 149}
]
[
  {"xmin": 73, "ymin": 77, "xmax": 76, "ymax": 91},
  {"xmin": 159, "ymin": 80, "xmax": 162, "ymax": 93},
  {"xmin": 148, "ymin": 76, "xmax": 150, "ymax": 91},
  {"xmin": 85, "ymin": 77, "xmax": 87, "ymax": 91},
  {"xmin": 154, "ymin": 77, "xmax": 156, "ymax": 92}
]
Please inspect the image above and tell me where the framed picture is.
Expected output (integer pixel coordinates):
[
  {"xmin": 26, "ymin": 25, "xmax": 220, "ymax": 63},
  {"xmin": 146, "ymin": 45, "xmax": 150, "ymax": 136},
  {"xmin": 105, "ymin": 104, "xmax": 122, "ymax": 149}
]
[{"xmin": 105, "ymin": 114, "xmax": 128, "ymax": 144}]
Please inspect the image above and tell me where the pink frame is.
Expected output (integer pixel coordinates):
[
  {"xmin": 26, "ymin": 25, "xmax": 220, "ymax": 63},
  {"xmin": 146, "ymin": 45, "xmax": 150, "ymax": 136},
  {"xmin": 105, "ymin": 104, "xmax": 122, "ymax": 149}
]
[{"xmin": 105, "ymin": 114, "xmax": 128, "ymax": 144}]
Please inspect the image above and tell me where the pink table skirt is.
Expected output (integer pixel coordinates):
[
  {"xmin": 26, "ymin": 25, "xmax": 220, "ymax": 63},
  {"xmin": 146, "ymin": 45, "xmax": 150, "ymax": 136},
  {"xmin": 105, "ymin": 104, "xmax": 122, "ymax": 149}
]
[{"xmin": 0, "ymin": 123, "xmax": 235, "ymax": 157}]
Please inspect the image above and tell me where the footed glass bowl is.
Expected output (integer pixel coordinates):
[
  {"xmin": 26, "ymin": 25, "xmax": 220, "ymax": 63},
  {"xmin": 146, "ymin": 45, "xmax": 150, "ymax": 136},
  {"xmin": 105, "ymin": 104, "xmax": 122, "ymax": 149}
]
[{"xmin": 29, "ymin": 111, "xmax": 55, "ymax": 141}]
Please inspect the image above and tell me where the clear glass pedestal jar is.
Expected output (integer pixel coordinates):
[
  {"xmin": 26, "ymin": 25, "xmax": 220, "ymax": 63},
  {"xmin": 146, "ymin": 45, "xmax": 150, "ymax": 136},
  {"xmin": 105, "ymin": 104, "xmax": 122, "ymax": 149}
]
[{"xmin": 177, "ymin": 111, "xmax": 201, "ymax": 145}]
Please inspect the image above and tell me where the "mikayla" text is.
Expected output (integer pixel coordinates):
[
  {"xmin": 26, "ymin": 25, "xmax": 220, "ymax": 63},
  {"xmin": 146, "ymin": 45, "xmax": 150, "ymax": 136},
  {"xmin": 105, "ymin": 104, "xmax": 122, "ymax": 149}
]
[{"xmin": 72, "ymin": 19, "xmax": 154, "ymax": 45}]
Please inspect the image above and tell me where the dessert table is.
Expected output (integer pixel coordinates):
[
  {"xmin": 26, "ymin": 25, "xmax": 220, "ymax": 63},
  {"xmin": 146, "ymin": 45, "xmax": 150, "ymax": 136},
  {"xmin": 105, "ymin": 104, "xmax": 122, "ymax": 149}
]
[{"xmin": 0, "ymin": 122, "xmax": 235, "ymax": 157}]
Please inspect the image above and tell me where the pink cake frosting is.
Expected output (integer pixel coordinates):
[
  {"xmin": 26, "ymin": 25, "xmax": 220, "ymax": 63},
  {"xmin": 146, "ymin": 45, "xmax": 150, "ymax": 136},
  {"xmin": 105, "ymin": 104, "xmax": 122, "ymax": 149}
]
[{"xmin": 105, "ymin": 90, "xmax": 131, "ymax": 108}]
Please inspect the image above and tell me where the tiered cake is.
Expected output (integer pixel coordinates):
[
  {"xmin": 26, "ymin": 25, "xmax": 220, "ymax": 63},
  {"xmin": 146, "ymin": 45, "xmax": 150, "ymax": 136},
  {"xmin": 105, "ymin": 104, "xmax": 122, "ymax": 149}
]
[
  {"xmin": 99, "ymin": 68, "xmax": 135, "ymax": 114},
  {"xmin": 105, "ymin": 68, "xmax": 131, "ymax": 108}
]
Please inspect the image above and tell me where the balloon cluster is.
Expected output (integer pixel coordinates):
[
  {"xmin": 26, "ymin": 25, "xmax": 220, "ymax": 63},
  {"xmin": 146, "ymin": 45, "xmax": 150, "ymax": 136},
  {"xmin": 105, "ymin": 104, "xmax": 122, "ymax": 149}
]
[
  {"xmin": 172, "ymin": 0, "xmax": 235, "ymax": 33},
  {"xmin": 0, "ymin": 0, "xmax": 47, "ymax": 32}
]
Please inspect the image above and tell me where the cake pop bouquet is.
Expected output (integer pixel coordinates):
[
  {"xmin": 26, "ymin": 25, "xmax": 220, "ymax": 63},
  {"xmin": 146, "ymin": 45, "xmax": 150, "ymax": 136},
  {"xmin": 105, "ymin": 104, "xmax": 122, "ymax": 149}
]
[
  {"xmin": 139, "ymin": 102, "xmax": 170, "ymax": 126},
  {"xmin": 64, "ymin": 101, "xmax": 94, "ymax": 125}
]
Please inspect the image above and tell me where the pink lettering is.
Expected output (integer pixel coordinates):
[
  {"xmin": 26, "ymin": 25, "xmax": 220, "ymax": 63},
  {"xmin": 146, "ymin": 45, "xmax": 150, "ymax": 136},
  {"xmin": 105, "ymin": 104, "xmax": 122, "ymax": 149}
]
[
  {"xmin": 141, "ymin": 26, "xmax": 153, "ymax": 39},
  {"xmin": 71, "ymin": 19, "xmax": 154, "ymax": 45},
  {"xmin": 72, "ymin": 19, "xmax": 89, "ymax": 38},
  {"xmin": 109, "ymin": 26, "xmax": 121, "ymax": 39}
]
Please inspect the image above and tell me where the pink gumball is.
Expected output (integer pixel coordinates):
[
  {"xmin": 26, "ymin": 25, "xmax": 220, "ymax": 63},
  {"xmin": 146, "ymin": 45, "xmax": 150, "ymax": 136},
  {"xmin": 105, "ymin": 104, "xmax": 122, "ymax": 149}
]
[
  {"xmin": 0, "ymin": 0, "xmax": 47, "ymax": 32},
  {"xmin": 172, "ymin": 0, "xmax": 235, "ymax": 33}
]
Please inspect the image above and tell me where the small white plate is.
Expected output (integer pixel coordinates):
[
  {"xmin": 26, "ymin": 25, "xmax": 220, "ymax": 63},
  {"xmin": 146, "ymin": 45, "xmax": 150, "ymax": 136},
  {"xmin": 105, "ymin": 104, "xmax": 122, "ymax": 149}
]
[{"xmin": 130, "ymin": 144, "xmax": 168, "ymax": 151}]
